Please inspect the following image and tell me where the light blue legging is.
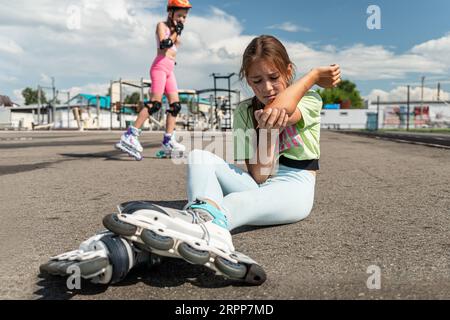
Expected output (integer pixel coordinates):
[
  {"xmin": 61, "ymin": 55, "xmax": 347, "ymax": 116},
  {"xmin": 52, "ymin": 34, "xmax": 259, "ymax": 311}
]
[{"xmin": 187, "ymin": 149, "xmax": 316, "ymax": 231}]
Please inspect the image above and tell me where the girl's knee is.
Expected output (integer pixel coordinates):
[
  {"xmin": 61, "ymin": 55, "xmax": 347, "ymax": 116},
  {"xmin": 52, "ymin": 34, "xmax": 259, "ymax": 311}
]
[
  {"xmin": 287, "ymin": 204, "xmax": 314, "ymax": 223},
  {"xmin": 188, "ymin": 149, "xmax": 219, "ymax": 165},
  {"xmin": 188, "ymin": 149, "xmax": 208, "ymax": 161}
]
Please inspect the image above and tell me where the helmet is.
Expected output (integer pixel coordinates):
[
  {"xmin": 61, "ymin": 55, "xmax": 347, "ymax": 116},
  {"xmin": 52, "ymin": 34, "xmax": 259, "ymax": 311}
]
[{"xmin": 167, "ymin": 0, "xmax": 192, "ymax": 9}]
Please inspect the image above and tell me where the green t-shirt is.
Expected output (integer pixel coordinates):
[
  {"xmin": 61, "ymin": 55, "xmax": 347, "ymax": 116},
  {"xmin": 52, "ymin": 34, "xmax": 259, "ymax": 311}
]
[{"xmin": 233, "ymin": 90, "xmax": 323, "ymax": 161}]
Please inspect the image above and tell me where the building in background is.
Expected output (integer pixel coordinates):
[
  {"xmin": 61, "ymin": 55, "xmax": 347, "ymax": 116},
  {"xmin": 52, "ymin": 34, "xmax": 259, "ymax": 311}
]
[{"xmin": 0, "ymin": 95, "xmax": 19, "ymax": 107}]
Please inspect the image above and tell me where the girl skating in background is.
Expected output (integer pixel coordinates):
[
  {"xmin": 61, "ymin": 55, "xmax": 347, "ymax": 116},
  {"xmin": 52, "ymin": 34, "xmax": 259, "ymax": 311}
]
[{"xmin": 116, "ymin": 0, "xmax": 192, "ymax": 160}]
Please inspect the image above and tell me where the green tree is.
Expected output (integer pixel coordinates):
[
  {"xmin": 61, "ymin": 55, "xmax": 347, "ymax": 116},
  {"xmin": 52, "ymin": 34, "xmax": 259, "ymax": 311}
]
[
  {"xmin": 22, "ymin": 87, "xmax": 47, "ymax": 105},
  {"xmin": 124, "ymin": 92, "xmax": 141, "ymax": 104},
  {"xmin": 317, "ymin": 79, "xmax": 364, "ymax": 109}
]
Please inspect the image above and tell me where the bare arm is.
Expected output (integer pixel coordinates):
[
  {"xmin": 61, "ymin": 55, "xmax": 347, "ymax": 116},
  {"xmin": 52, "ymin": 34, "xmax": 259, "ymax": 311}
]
[
  {"xmin": 246, "ymin": 65, "xmax": 341, "ymax": 183},
  {"xmin": 264, "ymin": 65, "xmax": 341, "ymax": 116},
  {"xmin": 286, "ymin": 108, "xmax": 301, "ymax": 126},
  {"xmin": 157, "ymin": 23, "xmax": 178, "ymax": 46},
  {"xmin": 245, "ymin": 133, "xmax": 278, "ymax": 184},
  {"xmin": 246, "ymin": 109, "xmax": 289, "ymax": 184}
]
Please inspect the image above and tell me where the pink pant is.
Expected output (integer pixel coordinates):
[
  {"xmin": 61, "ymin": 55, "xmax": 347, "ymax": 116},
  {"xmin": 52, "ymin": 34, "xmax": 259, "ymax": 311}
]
[{"xmin": 150, "ymin": 55, "xmax": 178, "ymax": 95}]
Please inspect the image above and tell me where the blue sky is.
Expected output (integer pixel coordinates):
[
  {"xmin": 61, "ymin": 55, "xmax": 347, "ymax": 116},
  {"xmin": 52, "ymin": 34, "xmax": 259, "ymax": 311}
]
[
  {"xmin": 1, "ymin": 0, "xmax": 450, "ymax": 104},
  {"xmin": 196, "ymin": 0, "xmax": 450, "ymax": 53},
  {"xmin": 192, "ymin": 0, "xmax": 450, "ymax": 95}
]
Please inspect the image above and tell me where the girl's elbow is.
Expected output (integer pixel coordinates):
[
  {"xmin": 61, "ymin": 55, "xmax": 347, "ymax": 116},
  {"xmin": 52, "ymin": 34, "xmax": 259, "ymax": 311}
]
[{"xmin": 251, "ymin": 172, "xmax": 269, "ymax": 184}]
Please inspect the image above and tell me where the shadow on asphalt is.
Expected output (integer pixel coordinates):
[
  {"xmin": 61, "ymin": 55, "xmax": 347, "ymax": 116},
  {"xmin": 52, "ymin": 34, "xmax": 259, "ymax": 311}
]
[
  {"xmin": 35, "ymin": 257, "xmax": 256, "ymax": 300},
  {"xmin": 1, "ymin": 144, "xmax": 165, "ymax": 177},
  {"xmin": 60, "ymin": 143, "xmax": 161, "ymax": 161},
  {"xmin": 34, "ymin": 200, "xmax": 269, "ymax": 300}
]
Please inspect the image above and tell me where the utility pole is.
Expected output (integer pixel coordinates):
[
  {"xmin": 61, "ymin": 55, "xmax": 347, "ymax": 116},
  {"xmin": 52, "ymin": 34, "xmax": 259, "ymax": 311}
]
[
  {"xmin": 376, "ymin": 96, "xmax": 380, "ymax": 131},
  {"xmin": 421, "ymin": 76, "xmax": 425, "ymax": 107},
  {"xmin": 38, "ymin": 78, "xmax": 57, "ymax": 125},
  {"xmin": 37, "ymin": 85, "xmax": 41, "ymax": 125},
  {"xmin": 110, "ymin": 80, "xmax": 113, "ymax": 131},
  {"xmin": 437, "ymin": 82, "xmax": 441, "ymax": 101},
  {"xmin": 51, "ymin": 77, "xmax": 56, "ymax": 123},
  {"xmin": 407, "ymin": 85, "xmax": 410, "ymax": 131},
  {"xmin": 212, "ymin": 74, "xmax": 218, "ymax": 130},
  {"xmin": 52, "ymin": 77, "xmax": 56, "ymax": 102}
]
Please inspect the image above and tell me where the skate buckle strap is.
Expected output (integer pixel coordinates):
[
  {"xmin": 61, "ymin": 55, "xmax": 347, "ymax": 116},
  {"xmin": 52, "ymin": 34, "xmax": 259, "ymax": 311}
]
[
  {"xmin": 190, "ymin": 200, "xmax": 229, "ymax": 229},
  {"xmin": 128, "ymin": 126, "xmax": 141, "ymax": 137}
]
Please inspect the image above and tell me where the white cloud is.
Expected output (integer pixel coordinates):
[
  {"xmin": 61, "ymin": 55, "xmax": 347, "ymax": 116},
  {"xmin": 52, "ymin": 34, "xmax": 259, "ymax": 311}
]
[
  {"xmin": 267, "ymin": 22, "xmax": 311, "ymax": 33},
  {"xmin": 40, "ymin": 74, "xmax": 52, "ymax": 85},
  {"xmin": 63, "ymin": 83, "xmax": 111, "ymax": 101},
  {"xmin": 0, "ymin": 75, "xmax": 18, "ymax": 84},
  {"xmin": 285, "ymin": 43, "xmax": 446, "ymax": 80},
  {"xmin": 0, "ymin": 36, "xmax": 24, "ymax": 55},
  {"xmin": 13, "ymin": 89, "xmax": 25, "ymax": 105},
  {"xmin": 367, "ymin": 86, "xmax": 450, "ymax": 102},
  {"xmin": 411, "ymin": 32, "xmax": 450, "ymax": 66}
]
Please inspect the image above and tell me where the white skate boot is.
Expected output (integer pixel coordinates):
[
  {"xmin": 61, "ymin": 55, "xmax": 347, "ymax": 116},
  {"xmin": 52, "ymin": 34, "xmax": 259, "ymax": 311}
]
[
  {"xmin": 39, "ymin": 231, "xmax": 161, "ymax": 284},
  {"xmin": 156, "ymin": 131, "xmax": 186, "ymax": 159},
  {"xmin": 102, "ymin": 200, "xmax": 266, "ymax": 285},
  {"xmin": 115, "ymin": 126, "xmax": 144, "ymax": 161}
]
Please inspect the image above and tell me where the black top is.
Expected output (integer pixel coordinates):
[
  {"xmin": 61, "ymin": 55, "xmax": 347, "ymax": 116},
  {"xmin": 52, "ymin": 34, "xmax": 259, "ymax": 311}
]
[{"xmin": 279, "ymin": 156, "xmax": 320, "ymax": 171}]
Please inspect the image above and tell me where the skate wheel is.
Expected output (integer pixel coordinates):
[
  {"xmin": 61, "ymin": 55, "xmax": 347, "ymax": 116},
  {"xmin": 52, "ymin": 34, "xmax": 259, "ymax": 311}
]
[
  {"xmin": 178, "ymin": 243, "xmax": 210, "ymax": 265},
  {"xmin": 141, "ymin": 229, "xmax": 174, "ymax": 251},
  {"xmin": 214, "ymin": 256, "xmax": 247, "ymax": 280},
  {"xmin": 121, "ymin": 202, "xmax": 168, "ymax": 216},
  {"xmin": 244, "ymin": 263, "xmax": 267, "ymax": 286},
  {"xmin": 103, "ymin": 213, "xmax": 137, "ymax": 237}
]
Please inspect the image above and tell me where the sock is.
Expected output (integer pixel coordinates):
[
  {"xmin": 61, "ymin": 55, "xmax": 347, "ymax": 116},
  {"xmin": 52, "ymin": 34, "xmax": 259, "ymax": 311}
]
[
  {"xmin": 163, "ymin": 133, "xmax": 172, "ymax": 145},
  {"xmin": 127, "ymin": 126, "xmax": 140, "ymax": 136}
]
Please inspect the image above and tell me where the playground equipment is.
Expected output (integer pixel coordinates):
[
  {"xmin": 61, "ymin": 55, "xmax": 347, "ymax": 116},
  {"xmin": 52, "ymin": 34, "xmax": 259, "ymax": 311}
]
[
  {"xmin": 196, "ymin": 89, "xmax": 240, "ymax": 131},
  {"xmin": 209, "ymin": 73, "xmax": 240, "ymax": 131},
  {"xmin": 110, "ymin": 77, "xmax": 241, "ymax": 132},
  {"xmin": 110, "ymin": 78, "xmax": 154, "ymax": 130},
  {"xmin": 18, "ymin": 72, "xmax": 242, "ymax": 131}
]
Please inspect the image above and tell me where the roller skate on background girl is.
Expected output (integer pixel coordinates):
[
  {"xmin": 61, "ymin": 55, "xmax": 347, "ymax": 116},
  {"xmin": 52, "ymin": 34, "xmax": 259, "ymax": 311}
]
[{"xmin": 115, "ymin": 0, "xmax": 190, "ymax": 160}]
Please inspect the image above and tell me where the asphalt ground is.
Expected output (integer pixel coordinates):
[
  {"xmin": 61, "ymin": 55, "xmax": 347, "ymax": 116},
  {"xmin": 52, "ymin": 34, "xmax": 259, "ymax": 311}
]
[
  {"xmin": 338, "ymin": 130, "xmax": 450, "ymax": 149},
  {"xmin": 0, "ymin": 130, "xmax": 448, "ymax": 300}
]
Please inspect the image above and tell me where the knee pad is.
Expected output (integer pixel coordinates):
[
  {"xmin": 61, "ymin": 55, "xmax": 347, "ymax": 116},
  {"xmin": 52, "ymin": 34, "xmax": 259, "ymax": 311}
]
[
  {"xmin": 145, "ymin": 101, "xmax": 162, "ymax": 115},
  {"xmin": 167, "ymin": 102, "xmax": 182, "ymax": 117}
]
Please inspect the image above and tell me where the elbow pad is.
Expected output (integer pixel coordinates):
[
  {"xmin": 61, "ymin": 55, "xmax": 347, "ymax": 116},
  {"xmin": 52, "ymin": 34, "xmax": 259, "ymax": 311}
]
[{"xmin": 160, "ymin": 38, "xmax": 174, "ymax": 49}]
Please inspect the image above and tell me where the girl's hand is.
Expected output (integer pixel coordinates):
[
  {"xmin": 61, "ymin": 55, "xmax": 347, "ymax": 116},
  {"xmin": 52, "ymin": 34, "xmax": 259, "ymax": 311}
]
[
  {"xmin": 255, "ymin": 108, "xmax": 289, "ymax": 130},
  {"xmin": 313, "ymin": 64, "xmax": 341, "ymax": 88},
  {"xmin": 175, "ymin": 22, "xmax": 184, "ymax": 35}
]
